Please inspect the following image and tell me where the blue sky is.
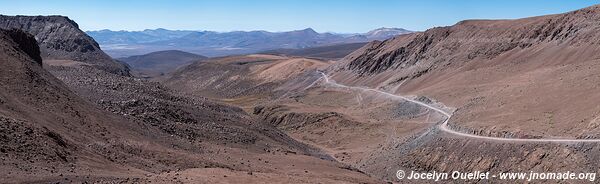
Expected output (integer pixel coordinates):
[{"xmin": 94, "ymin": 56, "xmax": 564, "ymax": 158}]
[{"xmin": 1, "ymin": 0, "xmax": 597, "ymax": 33}]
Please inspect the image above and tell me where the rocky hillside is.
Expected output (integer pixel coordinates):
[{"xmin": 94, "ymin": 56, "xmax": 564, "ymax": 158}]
[
  {"xmin": 0, "ymin": 28, "xmax": 149, "ymax": 182},
  {"xmin": 331, "ymin": 5, "xmax": 600, "ymax": 138},
  {"xmin": 165, "ymin": 54, "xmax": 329, "ymax": 101},
  {"xmin": 1, "ymin": 28, "xmax": 42, "ymax": 65},
  {"xmin": 0, "ymin": 26, "xmax": 374, "ymax": 183},
  {"xmin": 338, "ymin": 5, "xmax": 600, "ymax": 75},
  {"xmin": 0, "ymin": 15, "xmax": 129, "ymax": 75}
]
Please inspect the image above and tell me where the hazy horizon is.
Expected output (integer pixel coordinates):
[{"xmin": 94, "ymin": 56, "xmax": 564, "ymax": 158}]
[
  {"xmin": 1, "ymin": 0, "xmax": 597, "ymax": 33},
  {"xmin": 84, "ymin": 27, "xmax": 410, "ymax": 34}
]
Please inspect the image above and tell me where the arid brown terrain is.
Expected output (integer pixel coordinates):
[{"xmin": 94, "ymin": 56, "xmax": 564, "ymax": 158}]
[
  {"xmin": 0, "ymin": 16, "xmax": 378, "ymax": 183},
  {"xmin": 325, "ymin": 4, "xmax": 600, "ymax": 181},
  {"xmin": 165, "ymin": 50, "xmax": 451, "ymax": 183},
  {"xmin": 166, "ymin": 4, "xmax": 600, "ymax": 183},
  {"xmin": 4, "ymin": 4, "xmax": 600, "ymax": 184},
  {"xmin": 331, "ymin": 5, "xmax": 600, "ymax": 139}
]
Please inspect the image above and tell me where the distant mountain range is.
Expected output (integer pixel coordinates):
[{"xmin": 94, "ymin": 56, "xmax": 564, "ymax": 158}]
[
  {"xmin": 118, "ymin": 50, "xmax": 207, "ymax": 77},
  {"xmin": 87, "ymin": 28, "xmax": 412, "ymax": 57}
]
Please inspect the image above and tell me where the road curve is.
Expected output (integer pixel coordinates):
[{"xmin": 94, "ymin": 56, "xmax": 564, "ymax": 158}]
[{"xmin": 317, "ymin": 71, "xmax": 600, "ymax": 143}]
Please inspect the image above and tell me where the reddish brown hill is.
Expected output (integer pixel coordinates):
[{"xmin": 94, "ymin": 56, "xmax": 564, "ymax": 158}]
[
  {"xmin": 0, "ymin": 28, "xmax": 146, "ymax": 182},
  {"xmin": 166, "ymin": 54, "xmax": 329, "ymax": 101},
  {"xmin": 338, "ymin": 5, "xmax": 600, "ymax": 75},
  {"xmin": 0, "ymin": 29, "xmax": 376, "ymax": 183},
  {"xmin": 331, "ymin": 5, "xmax": 600, "ymax": 138}
]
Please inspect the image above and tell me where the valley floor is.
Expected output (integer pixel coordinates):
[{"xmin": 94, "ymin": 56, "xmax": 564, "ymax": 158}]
[{"xmin": 164, "ymin": 54, "xmax": 600, "ymax": 183}]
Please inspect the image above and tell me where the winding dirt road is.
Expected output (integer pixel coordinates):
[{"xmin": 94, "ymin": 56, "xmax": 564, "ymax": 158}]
[{"xmin": 317, "ymin": 71, "xmax": 600, "ymax": 143}]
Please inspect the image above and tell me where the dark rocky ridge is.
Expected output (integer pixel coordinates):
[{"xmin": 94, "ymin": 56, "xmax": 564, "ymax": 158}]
[
  {"xmin": 2, "ymin": 29, "xmax": 42, "ymax": 65},
  {"xmin": 0, "ymin": 27, "xmax": 122, "ymax": 181},
  {"xmin": 0, "ymin": 15, "xmax": 129, "ymax": 75}
]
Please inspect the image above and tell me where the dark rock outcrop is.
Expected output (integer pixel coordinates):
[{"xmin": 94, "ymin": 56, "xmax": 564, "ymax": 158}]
[
  {"xmin": 0, "ymin": 15, "xmax": 129, "ymax": 75},
  {"xmin": 2, "ymin": 29, "xmax": 42, "ymax": 65}
]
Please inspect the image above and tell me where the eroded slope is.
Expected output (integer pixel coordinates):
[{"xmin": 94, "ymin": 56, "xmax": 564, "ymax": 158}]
[
  {"xmin": 0, "ymin": 15, "xmax": 130, "ymax": 75},
  {"xmin": 331, "ymin": 5, "xmax": 600, "ymax": 139}
]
